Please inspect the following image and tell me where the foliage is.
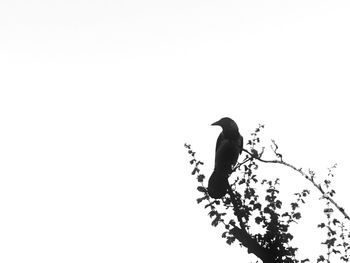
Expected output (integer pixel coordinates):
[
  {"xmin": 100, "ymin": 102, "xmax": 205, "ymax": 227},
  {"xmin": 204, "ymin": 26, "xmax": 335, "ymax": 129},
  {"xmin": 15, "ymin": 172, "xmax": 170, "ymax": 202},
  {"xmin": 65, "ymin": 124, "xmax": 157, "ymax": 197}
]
[{"xmin": 185, "ymin": 125, "xmax": 350, "ymax": 263}]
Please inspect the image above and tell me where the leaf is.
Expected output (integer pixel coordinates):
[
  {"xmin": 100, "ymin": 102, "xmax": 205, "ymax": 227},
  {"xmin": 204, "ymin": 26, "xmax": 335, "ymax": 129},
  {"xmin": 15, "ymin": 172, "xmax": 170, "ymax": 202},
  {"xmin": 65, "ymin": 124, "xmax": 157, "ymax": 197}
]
[
  {"xmin": 329, "ymin": 227, "xmax": 336, "ymax": 236},
  {"xmin": 291, "ymin": 202, "xmax": 299, "ymax": 210},
  {"xmin": 323, "ymin": 208, "xmax": 334, "ymax": 214},
  {"xmin": 197, "ymin": 174, "xmax": 205, "ymax": 182},
  {"xmin": 255, "ymin": 216, "xmax": 263, "ymax": 224},
  {"xmin": 318, "ymin": 223, "xmax": 326, "ymax": 228},
  {"xmin": 197, "ymin": 186, "xmax": 206, "ymax": 193},
  {"xmin": 208, "ymin": 210, "xmax": 217, "ymax": 218},
  {"xmin": 317, "ymin": 255, "xmax": 325, "ymax": 262},
  {"xmin": 212, "ymin": 216, "xmax": 220, "ymax": 227},
  {"xmin": 333, "ymin": 218, "xmax": 340, "ymax": 225},
  {"xmin": 302, "ymin": 190, "xmax": 310, "ymax": 197},
  {"xmin": 263, "ymin": 207, "xmax": 271, "ymax": 214},
  {"xmin": 328, "ymin": 237, "xmax": 337, "ymax": 247},
  {"xmin": 238, "ymin": 178, "xmax": 246, "ymax": 185},
  {"xmin": 332, "ymin": 249, "xmax": 341, "ymax": 254},
  {"xmin": 226, "ymin": 237, "xmax": 235, "ymax": 245},
  {"xmin": 293, "ymin": 212, "xmax": 301, "ymax": 220},
  {"xmin": 191, "ymin": 167, "xmax": 199, "ymax": 175},
  {"xmin": 323, "ymin": 238, "xmax": 337, "ymax": 247},
  {"xmin": 280, "ymin": 224, "xmax": 288, "ymax": 232},
  {"xmin": 282, "ymin": 212, "xmax": 290, "ymax": 217},
  {"xmin": 283, "ymin": 233, "xmax": 294, "ymax": 242},
  {"xmin": 229, "ymin": 220, "xmax": 235, "ymax": 226},
  {"xmin": 276, "ymin": 200, "xmax": 282, "ymax": 209},
  {"xmin": 265, "ymin": 195, "xmax": 272, "ymax": 202},
  {"xmin": 205, "ymin": 201, "xmax": 221, "ymax": 209},
  {"xmin": 244, "ymin": 188, "xmax": 252, "ymax": 199},
  {"xmin": 253, "ymin": 203, "xmax": 262, "ymax": 210},
  {"xmin": 196, "ymin": 196, "xmax": 206, "ymax": 204},
  {"xmin": 251, "ymin": 149, "xmax": 259, "ymax": 158}
]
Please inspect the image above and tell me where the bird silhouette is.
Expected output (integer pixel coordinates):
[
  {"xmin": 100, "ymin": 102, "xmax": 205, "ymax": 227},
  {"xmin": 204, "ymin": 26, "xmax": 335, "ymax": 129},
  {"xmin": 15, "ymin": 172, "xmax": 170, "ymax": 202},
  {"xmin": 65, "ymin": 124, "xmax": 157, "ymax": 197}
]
[{"xmin": 208, "ymin": 117, "xmax": 243, "ymax": 199}]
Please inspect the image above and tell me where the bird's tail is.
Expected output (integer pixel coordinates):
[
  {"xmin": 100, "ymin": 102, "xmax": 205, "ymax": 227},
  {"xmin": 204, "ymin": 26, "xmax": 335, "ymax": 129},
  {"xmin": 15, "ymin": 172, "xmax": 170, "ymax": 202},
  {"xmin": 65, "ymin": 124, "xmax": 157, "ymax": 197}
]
[{"xmin": 207, "ymin": 169, "xmax": 230, "ymax": 199}]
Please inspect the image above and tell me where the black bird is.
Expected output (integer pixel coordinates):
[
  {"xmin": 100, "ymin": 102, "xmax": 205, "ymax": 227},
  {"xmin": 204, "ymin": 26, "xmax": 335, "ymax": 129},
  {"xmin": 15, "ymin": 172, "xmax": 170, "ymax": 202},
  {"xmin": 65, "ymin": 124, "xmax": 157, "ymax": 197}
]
[{"xmin": 208, "ymin": 117, "xmax": 243, "ymax": 199}]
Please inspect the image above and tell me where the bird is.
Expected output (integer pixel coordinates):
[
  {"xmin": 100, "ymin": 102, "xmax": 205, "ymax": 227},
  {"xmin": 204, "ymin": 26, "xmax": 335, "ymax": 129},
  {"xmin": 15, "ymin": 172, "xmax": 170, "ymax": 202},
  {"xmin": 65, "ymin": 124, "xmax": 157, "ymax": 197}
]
[{"xmin": 208, "ymin": 117, "xmax": 243, "ymax": 199}]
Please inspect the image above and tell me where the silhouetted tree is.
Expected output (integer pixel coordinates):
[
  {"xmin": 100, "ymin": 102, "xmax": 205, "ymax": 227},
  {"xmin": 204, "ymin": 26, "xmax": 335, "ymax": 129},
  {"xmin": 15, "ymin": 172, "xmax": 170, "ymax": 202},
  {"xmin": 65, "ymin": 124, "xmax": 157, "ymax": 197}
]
[{"xmin": 185, "ymin": 123, "xmax": 350, "ymax": 263}]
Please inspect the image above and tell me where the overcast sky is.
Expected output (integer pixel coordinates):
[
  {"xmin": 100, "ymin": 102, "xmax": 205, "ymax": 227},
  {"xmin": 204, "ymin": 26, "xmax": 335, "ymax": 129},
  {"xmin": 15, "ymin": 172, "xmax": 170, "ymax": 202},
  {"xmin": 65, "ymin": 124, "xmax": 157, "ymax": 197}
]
[{"xmin": 1, "ymin": 1, "xmax": 350, "ymax": 262}]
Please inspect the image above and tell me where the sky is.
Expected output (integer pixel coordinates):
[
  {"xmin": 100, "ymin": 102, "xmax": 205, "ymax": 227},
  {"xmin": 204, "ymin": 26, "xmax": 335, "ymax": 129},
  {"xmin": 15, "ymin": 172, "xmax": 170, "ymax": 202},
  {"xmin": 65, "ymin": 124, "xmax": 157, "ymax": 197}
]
[{"xmin": 1, "ymin": 0, "xmax": 350, "ymax": 262}]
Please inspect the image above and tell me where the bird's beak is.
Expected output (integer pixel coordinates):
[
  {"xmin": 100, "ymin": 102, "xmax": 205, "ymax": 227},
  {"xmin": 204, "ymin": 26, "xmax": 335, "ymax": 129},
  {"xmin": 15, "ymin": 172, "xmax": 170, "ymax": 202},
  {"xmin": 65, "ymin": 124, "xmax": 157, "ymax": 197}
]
[{"xmin": 211, "ymin": 120, "xmax": 220, "ymax": 126}]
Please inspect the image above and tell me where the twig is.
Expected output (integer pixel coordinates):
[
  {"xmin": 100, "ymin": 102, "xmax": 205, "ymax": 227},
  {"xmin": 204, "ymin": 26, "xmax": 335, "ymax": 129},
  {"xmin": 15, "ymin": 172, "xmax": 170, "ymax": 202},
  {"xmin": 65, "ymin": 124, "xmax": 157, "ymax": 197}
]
[{"xmin": 242, "ymin": 148, "xmax": 350, "ymax": 221}]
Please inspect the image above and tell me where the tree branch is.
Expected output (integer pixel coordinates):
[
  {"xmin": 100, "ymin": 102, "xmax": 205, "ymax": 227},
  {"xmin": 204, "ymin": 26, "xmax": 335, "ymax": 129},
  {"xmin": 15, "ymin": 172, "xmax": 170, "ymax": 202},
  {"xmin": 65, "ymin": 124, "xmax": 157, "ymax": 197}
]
[
  {"xmin": 231, "ymin": 226, "xmax": 272, "ymax": 263},
  {"xmin": 242, "ymin": 148, "xmax": 350, "ymax": 221}
]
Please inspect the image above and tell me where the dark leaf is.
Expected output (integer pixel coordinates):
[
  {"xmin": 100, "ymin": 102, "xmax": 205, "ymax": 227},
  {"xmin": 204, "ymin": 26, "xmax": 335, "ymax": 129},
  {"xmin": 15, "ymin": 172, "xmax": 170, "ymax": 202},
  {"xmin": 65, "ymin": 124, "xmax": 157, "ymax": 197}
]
[
  {"xmin": 226, "ymin": 236, "xmax": 235, "ymax": 245},
  {"xmin": 333, "ymin": 218, "xmax": 340, "ymax": 225},
  {"xmin": 197, "ymin": 174, "xmax": 205, "ymax": 182},
  {"xmin": 329, "ymin": 227, "xmax": 336, "ymax": 236},
  {"xmin": 280, "ymin": 224, "xmax": 288, "ymax": 232},
  {"xmin": 184, "ymin": 143, "xmax": 190, "ymax": 149},
  {"xmin": 229, "ymin": 220, "xmax": 235, "ymax": 226},
  {"xmin": 302, "ymin": 190, "xmax": 310, "ymax": 197},
  {"xmin": 276, "ymin": 200, "xmax": 282, "ymax": 209},
  {"xmin": 239, "ymin": 178, "xmax": 246, "ymax": 185},
  {"xmin": 291, "ymin": 202, "xmax": 298, "ymax": 210},
  {"xmin": 196, "ymin": 196, "xmax": 206, "ymax": 204},
  {"xmin": 293, "ymin": 212, "xmax": 301, "ymax": 220},
  {"xmin": 192, "ymin": 167, "xmax": 199, "ymax": 175},
  {"xmin": 324, "ymin": 208, "xmax": 333, "ymax": 214},
  {"xmin": 212, "ymin": 216, "xmax": 220, "ymax": 227},
  {"xmin": 317, "ymin": 255, "xmax": 325, "ymax": 262},
  {"xmin": 282, "ymin": 212, "xmax": 290, "ymax": 217},
  {"xmin": 318, "ymin": 223, "xmax": 326, "ymax": 228},
  {"xmin": 197, "ymin": 186, "xmax": 206, "ymax": 193},
  {"xmin": 208, "ymin": 210, "xmax": 217, "ymax": 218},
  {"xmin": 263, "ymin": 207, "xmax": 271, "ymax": 214},
  {"xmin": 253, "ymin": 203, "xmax": 262, "ymax": 210},
  {"xmin": 323, "ymin": 238, "xmax": 337, "ymax": 247},
  {"xmin": 255, "ymin": 217, "xmax": 263, "ymax": 224}
]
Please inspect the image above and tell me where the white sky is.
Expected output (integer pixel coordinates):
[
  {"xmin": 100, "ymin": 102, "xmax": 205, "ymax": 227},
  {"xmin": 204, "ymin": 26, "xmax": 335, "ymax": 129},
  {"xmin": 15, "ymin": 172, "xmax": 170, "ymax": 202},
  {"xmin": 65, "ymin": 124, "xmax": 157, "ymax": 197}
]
[{"xmin": 1, "ymin": 0, "xmax": 350, "ymax": 262}]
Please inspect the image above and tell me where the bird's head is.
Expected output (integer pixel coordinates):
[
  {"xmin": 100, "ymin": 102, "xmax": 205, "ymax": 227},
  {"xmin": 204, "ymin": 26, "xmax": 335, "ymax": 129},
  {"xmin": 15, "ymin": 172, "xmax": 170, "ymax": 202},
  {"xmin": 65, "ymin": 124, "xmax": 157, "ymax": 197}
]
[{"xmin": 211, "ymin": 117, "xmax": 239, "ymax": 131}]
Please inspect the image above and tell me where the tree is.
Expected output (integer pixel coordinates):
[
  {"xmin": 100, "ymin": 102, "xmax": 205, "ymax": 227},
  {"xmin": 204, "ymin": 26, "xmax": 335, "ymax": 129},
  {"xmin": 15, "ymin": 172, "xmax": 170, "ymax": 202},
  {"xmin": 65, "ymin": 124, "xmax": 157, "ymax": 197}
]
[{"xmin": 185, "ymin": 124, "xmax": 350, "ymax": 263}]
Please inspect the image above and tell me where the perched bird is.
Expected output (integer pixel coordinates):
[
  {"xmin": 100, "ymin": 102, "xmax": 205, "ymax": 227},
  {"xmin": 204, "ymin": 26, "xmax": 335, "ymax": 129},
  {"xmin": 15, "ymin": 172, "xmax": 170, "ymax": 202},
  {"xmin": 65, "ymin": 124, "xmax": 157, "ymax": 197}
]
[{"xmin": 208, "ymin": 117, "xmax": 243, "ymax": 199}]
